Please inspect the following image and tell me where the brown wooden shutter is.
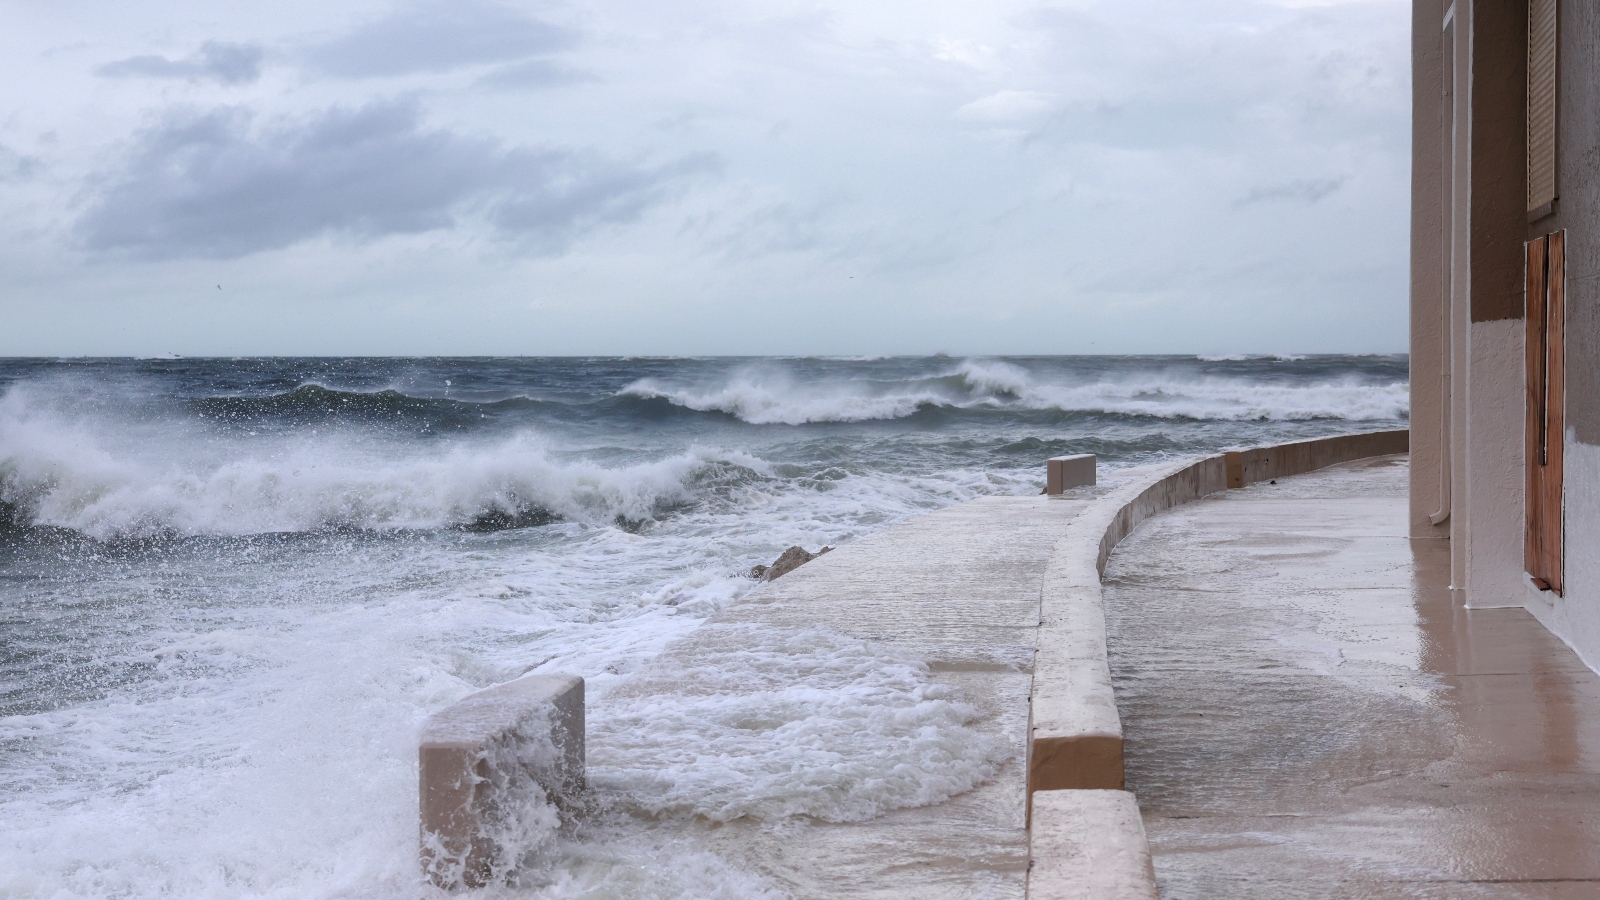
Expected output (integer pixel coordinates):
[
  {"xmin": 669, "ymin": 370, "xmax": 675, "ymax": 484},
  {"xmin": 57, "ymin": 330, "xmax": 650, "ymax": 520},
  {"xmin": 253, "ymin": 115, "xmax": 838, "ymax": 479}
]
[
  {"xmin": 1525, "ymin": 231, "xmax": 1565, "ymax": 592},
  {"xmin": 1527, "ymin": 0, "xmax": 1558, "ymax": 214}
]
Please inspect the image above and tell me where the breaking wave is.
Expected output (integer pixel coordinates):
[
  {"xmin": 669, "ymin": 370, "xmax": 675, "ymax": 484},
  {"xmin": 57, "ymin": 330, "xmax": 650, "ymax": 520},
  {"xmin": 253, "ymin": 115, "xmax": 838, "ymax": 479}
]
[
  {"xmin": 1196, "ymin": 353, "xmax": 1308, "ymax": 362},
  {"xmin": 0, "ymin": 388, "xmax": 771, "ymax": 539},
  {"xmin": 620, "ymin": 358, "xmax": 1407, "ymax": 425}
]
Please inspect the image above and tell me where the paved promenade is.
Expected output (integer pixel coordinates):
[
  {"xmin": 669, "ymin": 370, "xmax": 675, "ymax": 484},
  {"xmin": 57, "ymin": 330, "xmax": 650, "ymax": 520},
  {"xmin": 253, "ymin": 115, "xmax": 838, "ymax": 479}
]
[
  {"xmin": 606, "ymin": 493, "xmax": 1088, "ymax": 898},
  {"xmin": 1103, "ymin": 456, "xmax": 1600, "ymax": 898}
]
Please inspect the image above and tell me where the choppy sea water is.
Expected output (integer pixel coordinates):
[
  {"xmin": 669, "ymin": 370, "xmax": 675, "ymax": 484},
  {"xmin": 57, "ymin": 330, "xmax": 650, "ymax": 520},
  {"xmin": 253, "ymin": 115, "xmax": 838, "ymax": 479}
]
[{"xmin": 0, "ymin": 355, "xmax": 1407, "ymax": 898}]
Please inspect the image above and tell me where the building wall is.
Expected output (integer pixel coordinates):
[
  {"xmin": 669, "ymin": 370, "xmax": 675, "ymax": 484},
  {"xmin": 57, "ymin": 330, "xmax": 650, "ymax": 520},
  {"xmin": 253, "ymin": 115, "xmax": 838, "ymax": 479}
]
[
  {"xmin": 1458, "ymin": 0, "xmax": 1533, "ymax": 609},
  {"xmin": 1523, "ymin": 0, "xmax": 1600, "ymax": 666},
  {"xmin": 1416, "ymin": 0, "xmax": 1600, "ymax": 665},
  {"xmin": 1464, "ymin": 319, "xmax": 1529, "ymax": 606},
  {"xmin": 1404, "ymin": 2, "xmax": 1567, "ymax": 586}
]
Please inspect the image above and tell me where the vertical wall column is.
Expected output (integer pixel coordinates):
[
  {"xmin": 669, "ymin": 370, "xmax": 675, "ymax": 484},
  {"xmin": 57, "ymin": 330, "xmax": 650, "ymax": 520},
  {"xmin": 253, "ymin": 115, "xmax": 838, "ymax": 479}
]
[
  {"xmin": 1411, "ymin": 0, "xmax": 1450, "ymax": 539},
  {"xmin": 1448, "ymin": 2, "xmax": 1471, "ymax": 592},
  {"xmin": 1461, "ymin": 0, "xmax": 1536, "ymax": 608}
]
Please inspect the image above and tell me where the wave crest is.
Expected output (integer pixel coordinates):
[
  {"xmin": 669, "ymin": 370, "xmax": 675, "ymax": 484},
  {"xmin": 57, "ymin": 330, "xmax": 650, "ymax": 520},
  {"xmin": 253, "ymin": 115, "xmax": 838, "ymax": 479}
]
[
  {"xmin": 0, "ymin": 388, "xmax": 771, "ymax": 539},
  {"xmin": 620, "ymin": 359, "xmax": 1408, "ymax": 425}
]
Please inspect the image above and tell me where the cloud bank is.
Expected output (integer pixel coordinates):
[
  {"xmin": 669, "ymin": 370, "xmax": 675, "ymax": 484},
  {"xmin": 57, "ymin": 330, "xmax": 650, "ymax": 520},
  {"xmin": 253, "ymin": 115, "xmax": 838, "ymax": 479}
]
[
  {"xmin": 97, "ymin": 42, "xmax": 265, "ymax": 86},
  {"xmin": 305, "ymin": 1, "xmax": 577, "ymax": 77},
  {"xmin": 0, "ymin": 0, "xmax": 1411, "ymax": 355},
  {"xmin": 79, "ymin": 99, "xmax": 714, "ymax": 259}
]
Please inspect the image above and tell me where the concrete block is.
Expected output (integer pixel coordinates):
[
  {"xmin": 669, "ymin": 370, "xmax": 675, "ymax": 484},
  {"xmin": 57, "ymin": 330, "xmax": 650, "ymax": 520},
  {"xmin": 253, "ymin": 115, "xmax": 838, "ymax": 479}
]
[
  {"xmin": 419, "ymin": 674, "xmax": 584, "ymax": 888},
  {"xmin": 1028, "ymin": 790, "xmax": 1157, "ymax": 900},
  {"xmin": 1047, "ymin": 455, "xmax": 1097, "ymax": 495}
]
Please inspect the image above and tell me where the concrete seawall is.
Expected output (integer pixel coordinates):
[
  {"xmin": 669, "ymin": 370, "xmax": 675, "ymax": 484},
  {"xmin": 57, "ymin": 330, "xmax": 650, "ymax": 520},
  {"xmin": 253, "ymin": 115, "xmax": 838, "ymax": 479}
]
[
  {"xmin": 1028, "ymin": 456, "xmax": 1228, "ymax": 795},
  {"xmin": 413, "ymin": 428, "xmax": 1407, "ymax": 896},
  {"xmin": 1025, "ymin": 429, "xmax": 1407, "ymax": 900}
]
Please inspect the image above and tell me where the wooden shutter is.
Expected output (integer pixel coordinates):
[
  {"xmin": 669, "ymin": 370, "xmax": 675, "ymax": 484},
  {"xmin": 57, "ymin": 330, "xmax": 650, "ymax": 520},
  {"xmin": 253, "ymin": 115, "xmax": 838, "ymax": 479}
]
[
  {"xmin": 1525, "ymin": 231, "xmax": 1565, "ymax": 592},
  {"xmin": 1527, "ymin": 0, "xmax": 1558, "ymax": 214}
]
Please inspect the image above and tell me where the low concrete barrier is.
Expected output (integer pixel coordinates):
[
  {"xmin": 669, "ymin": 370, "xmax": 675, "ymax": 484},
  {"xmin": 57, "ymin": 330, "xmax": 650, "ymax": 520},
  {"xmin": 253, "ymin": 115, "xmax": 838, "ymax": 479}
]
[
  {"xmin": 419, "ymin": 674, "xmax": 585, "ymax": 888},
  {"xmin": 1027, "ymin": 790, "xmax": 1158, "ymax": 900},
  {"xmin": 1224, "ymin": 429, "xmax": 1409, "ymax": 488},
  {"xmin": 1029, "ymin": 428, "xmax": 1410, "ymax": 797},
  {"xmin": 1025, "ymin": 429, "xmax": 1409, "ymax": 895},
  {"xmin": 1029, "ymin": 455, "xmax": 1226, "ymax": 797},
  {"xmin": 1046, "ymin": 454, "xmax": 1097, "ymax": 494}
]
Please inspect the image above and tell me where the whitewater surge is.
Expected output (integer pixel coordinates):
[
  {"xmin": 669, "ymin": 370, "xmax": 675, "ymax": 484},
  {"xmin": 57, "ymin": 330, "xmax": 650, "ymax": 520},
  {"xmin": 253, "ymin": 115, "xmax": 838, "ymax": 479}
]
[
  {"xmin": 621, "ymin": 358, "xmax": 1407, "ymax": 425},
  {"xmin": 0, "ymin": 386, "xmax": 773, "ymax": 538},
  {"xmin": 592, "ymin": 625, "xmax": 1008, "ymax": 824},
  {"xmin": 0, "ymin": 355, "xmax": 1408, "ymax": 899}
]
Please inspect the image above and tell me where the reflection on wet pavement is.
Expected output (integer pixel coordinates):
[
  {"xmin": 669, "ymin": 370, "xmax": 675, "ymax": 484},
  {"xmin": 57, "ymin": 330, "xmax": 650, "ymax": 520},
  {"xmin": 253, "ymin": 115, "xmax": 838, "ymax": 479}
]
[{"xmin": 1103, "ymin": 456, "xmax": 1600, "ymax": 898}]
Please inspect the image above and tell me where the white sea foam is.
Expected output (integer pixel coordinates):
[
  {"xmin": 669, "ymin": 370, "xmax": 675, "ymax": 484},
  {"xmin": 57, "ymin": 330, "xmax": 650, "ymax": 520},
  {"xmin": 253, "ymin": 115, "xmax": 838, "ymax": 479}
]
[
  {"xmin": 951, "ymin": 358, "xmax": 1030, "ymax": 396},
  {"xmin": 0, "ymin": 562, "xmax": 779, "ymax": 899},
  {"xmin": 1019, "ymin": 375, "xmax": 1406, "ymax": 421},
  {"xmin": 0, "ymin": 461, "xmax": 1013, "ymax": 898},
  {"xmin": 622, "ymin": 372, "xmax": 936, "ymax": 426},
  {"xmin": 589, "ymin": 624, "xmax": 1009, "ymax": 824},
  {"xmin": 0, "ymin": 369, "xmax": 1050, "ymax": 897},
  {"xmin": 622, "ymin": 358, "xmax": 1408, "ymax": 425},
  {"xmin": 0, "ymin": 386, "xmax": 773, "ymax": 538}
]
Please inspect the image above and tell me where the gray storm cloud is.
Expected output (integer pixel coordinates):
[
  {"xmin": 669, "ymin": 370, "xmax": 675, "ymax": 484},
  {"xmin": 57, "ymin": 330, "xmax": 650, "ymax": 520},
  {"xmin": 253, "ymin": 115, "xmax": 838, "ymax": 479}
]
[
  {"xmin": 477, "ymin": 59, "xmax": 595, "ymax": 90},
  {"xmin": 305, "ymin": 0, "xmax": 577, "ymax": 78},
  {"xmin": 77, "ymin": 99, "xmax": 715, "ymax": 259},
  {"xmin": 1236, "ymin": 178, "xmax": 1347, "ymax": 207},
  {"xmin": 97, "ymin": 42, "xmax": 265, "ymax": 86},
  {"xmin": 0, "ymin": 146, "xmax": 41, "ymax": 182},
  {"xmin": 1, "ymin": 0, "xmax": 1412, "ymax": 355}
]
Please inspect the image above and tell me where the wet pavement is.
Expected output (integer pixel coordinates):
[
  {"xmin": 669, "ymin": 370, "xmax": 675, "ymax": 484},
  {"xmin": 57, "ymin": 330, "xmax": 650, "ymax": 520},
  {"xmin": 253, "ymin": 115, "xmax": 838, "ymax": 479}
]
[
  {"xmin": 603, "ymin": 494, "xmax": 1088, "ymax": 899},
  {"xmin": 1103, "ymin": 456, "xmax": 1600, "ymax": 898}
]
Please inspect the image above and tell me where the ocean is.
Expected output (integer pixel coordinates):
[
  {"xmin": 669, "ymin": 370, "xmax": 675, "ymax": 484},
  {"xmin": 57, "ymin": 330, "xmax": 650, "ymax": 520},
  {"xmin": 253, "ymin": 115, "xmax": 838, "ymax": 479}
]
[{"xmin": 0, "ymin": 354, "xmax": 1407, "ymax": 898}]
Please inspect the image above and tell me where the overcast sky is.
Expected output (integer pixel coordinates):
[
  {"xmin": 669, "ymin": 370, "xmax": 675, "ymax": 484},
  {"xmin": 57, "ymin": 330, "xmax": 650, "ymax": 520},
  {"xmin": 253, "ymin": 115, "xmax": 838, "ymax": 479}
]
[{"xmin": 0, "ymin": 0, "xmax": 1410, "ymax": 356}]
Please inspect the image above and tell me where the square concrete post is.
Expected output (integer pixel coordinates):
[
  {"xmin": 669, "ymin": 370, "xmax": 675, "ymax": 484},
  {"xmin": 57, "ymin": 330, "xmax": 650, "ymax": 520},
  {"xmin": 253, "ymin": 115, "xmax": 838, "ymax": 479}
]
[
  {"xmin": 1047, "ymin": 455, "xmax": 1097, "ymax": 495},
  {"xmin": 419, "ymin": 674, "xmax": 585, "ymax": 888}
]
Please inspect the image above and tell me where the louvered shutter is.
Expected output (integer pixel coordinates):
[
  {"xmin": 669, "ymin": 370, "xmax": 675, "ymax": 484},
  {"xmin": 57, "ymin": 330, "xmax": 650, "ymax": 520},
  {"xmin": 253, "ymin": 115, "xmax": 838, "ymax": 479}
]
[{"xmin": 1527, "ymin": 0, "xmax": 1558, "ymax": 213}]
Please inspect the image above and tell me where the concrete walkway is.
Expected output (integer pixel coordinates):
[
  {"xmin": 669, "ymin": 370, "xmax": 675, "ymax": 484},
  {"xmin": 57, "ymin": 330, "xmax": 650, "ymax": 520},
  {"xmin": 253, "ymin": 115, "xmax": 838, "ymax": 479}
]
[
  {"xmin": 606, "ymin": 493, "xmax": 1088, "ymax": 898},
  {"xmin": 1103, "ymin": 456, "xmax": 1600, "ymax": 898}
]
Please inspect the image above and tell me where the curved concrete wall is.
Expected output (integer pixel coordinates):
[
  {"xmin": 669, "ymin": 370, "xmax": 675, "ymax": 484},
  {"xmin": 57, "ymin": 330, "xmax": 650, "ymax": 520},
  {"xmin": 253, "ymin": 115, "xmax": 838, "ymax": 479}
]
[
  {"xmin": 1028, "ymin": 428, "xmax": 1409, "ymax": 797},
  {"xmin": 1223, "ymin": 429, "xmax": 1411, "ymax": 490},
  {"xmin": 1025, "ymin": 429, "xmax": 1408, "ymax": 898},
  {"xmin": 1028, "ymin": 455, "xmax": 1228, "ymax": 796}
]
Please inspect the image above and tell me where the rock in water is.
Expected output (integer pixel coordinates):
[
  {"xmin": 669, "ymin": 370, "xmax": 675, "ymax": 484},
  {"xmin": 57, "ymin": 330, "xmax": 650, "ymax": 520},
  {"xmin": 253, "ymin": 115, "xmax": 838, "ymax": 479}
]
[{"xmin": 754, "ymin": 545, "xmax": 832, "ymax": 581}]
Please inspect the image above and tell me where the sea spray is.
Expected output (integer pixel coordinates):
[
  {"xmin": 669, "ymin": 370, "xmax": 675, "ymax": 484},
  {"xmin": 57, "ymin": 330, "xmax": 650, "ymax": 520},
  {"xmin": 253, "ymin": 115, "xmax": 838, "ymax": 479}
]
[
  {"xmin": 0, "ymin": 383, "xmax": 777, "ymax": 537},
  {"xmin": 621, "ymin": 357, "xmax": 1407, "ymax": 425},
  {"xmin": 0, "ymin": 354, "xmax": 1407, "ymax": 898}
]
